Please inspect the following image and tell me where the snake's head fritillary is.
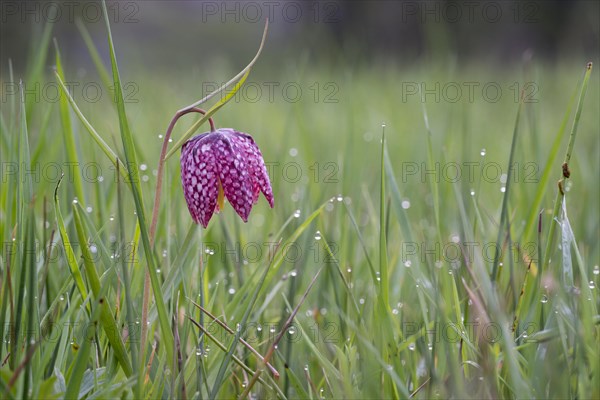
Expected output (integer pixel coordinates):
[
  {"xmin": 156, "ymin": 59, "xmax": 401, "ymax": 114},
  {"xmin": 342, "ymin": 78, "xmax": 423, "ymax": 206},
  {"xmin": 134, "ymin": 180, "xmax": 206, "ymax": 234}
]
[{"xmin": 180, "ymin": 128, "xmax": 274, "ymax": 228}]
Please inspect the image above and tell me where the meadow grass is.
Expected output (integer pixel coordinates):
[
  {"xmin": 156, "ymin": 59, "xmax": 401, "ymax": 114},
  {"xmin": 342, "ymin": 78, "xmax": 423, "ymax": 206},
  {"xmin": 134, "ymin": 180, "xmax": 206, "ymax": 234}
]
[{"xmin": 1, "ymin": 9, "xmax": 599, "ymax": 400}]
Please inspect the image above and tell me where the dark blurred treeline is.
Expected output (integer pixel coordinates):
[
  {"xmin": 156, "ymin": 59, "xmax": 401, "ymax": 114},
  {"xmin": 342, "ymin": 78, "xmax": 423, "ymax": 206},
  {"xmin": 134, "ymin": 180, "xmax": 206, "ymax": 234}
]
[{"xmin": 1, "ymin": 0, "xmax": 598, "ymax": 75}]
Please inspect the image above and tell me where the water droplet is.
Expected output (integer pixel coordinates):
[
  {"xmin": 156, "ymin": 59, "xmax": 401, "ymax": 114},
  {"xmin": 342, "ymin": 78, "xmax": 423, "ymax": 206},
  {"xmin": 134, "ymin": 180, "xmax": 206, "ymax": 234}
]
[
  {"xmin": 290, "ymin": 270, "xmax": 297, "ymax": 277},
  {"xmin": 196, "ymin": 348, "xmax": 202, "ymax": 356},
  {"xmin": 347, "ymin": 268, "xmax": 352, "ymax": 273},
  {"xmin": 500, "ymin": 186, "xmax": 506, "ymax": 193},
  {"xmin": 72, "ymin": 198, "xmax": 78, "ymax": 204},
  {"xmin": 314, "ymin": 231, "xmax": 322, "ymax": 241},
  {"xmin": 397, "ymin": 302, "xmax": 404, "ymax": 308},
  {"xmin": 480, "ymin": 148, "xmax": 486, "ymax": 156},
  {"xmin": 90, "ymin": 245, "xmax": 97, "ymax": 254},
  {"xmin": 98, "ymin": 176, "xmax": 104, "ymax": 182},
  {"xmin": 289, "ymin": 148, "xmax": 298, "ymax": 157},
  {"xmin": 336, "ymin": 195, "xmax": 343, "ymax": 202},
  {"xmin": 257, "ymin": 325, "xmax": 263, "ymax": 332},
  {"xmin": 392, "ymin": 308, "xmax": 399, "ymax": 315},
  {"xmin": 109, "ymin": 215, "xmax": 115, "ymax": 221},
  {"xmin": 168, "ymin": 138, "xmax": 173, "ymax": 143},
  {"xmin": 228, "ymin": 287, "xmax": 236, "ymax": 295},
  {"xmin": 435, "ymin": 260, "xmax": 443, "ymax": 269},
  {"xmin": 288, "ymin": 328, "xmax": 296, "ymax": 335},
  {"xmin": 142, "ymin": 175, "xmax": 149, "ymax": 182},
  {"xmin": 158, "ymin": 134, "xmax": 164, "ymax": 139},
  {"xmin": 140, "ymin": 164, "xmax": 147, "ymax": 171},
  {"xmin": 541, "ymin": 294, "xmax": 548, "ymax": 304},
  {"xmin": 593, "ymin": 266, "xmax": 599, "ymax": 275},
  {"xmin": 270, "ymin": 326, "xmax": 276, "ymax": 333},
  {"xmin": 60, "ymin": 295, "xmax": 65, "ymax": 301},
  {"xmin": 589, "ymin": 281, "xmax": 595, "ymax": 289},
  {"xmin": 404, "ymin": 260, "xmax": 412, "ymax": 268},
  {"xmin": 320, "ymin": 308, "xmax": 328, "ymax": 315},
  {"xmin": 86, "ymin": 206, "xmax": 93, "ymax": 213},
  {"xmin": 408, "ymin": 342, "xmax": 415, "ymax": 351},
  {"xmin": 359, "ymin": 298, "xmax": 365, "ymax": 305},
  {"xmin": 162, "ymin": 249, "xmax": 167, "ymax": 258},
  {"xmin": 401, "ymin": 200, "xmax": 411, "ymax": 209},
  {"xmin": 470, "ymin": 190, "xmax": 475, "ymax": 196},
  {"xmin": 500, "ymin": 173, "xmax": 507, "ymax": 184},
  {"xmin": 293, "ymin": 209, "xmax": 301, "ymax": 218},
  {"xmin": 156, "ymin": 269, "xmax": 161, "ymax": 274},
  {"xmin": 304, "ymin": 365, "xmax": 309, "ymax": 371}
]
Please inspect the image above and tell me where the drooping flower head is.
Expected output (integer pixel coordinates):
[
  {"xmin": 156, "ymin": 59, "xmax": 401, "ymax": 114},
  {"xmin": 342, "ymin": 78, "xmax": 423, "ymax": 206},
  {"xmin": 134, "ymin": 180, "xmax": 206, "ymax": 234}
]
[{"xmin": 180, "ymin": 128, "xmax": 274, "ymax": 228}]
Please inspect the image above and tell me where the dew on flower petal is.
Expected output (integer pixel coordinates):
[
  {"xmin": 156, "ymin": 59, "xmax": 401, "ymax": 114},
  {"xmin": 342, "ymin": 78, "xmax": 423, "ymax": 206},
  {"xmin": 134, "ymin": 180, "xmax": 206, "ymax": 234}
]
[
  {"xmin": 314, "ymin": 231, "xmax": 322, "ymax": 240},
  {"xmin": 401, "ymin": 200, "xmax": 411, "ymax": 209},
  {"xmin": 480, "ymin": 148, "xmax": 486, "ymax": 156}
]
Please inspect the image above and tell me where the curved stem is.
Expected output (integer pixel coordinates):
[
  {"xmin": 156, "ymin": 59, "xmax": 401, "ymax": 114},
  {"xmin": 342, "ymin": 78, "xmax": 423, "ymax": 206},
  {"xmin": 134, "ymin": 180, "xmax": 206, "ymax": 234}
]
[
  {"xmin": 140, "ymin": 108, "xmax": 214, "ymax": 370},
  {"xmin": 149, "ymin": 107, "xmax": 214, "ymax": 245}
]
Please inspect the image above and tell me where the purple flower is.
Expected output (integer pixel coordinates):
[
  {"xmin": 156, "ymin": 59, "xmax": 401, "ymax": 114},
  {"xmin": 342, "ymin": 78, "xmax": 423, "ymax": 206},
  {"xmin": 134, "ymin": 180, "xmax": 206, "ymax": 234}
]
[{"xmin": 180, "ymin": 128, "xmax": 274, "ymax": 228}]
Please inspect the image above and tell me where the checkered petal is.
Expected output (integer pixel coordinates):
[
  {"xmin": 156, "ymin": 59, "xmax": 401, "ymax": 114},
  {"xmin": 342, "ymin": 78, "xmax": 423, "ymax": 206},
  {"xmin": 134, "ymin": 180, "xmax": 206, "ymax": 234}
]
[
  {"xmin": 214, "ymin": 132, "xmax": 255, "ymax": 222},
  {"xmin": 228, "ymin": 130, "xmax": 274, "ymax": 208},
  {"xmin": 180, "ymin": 128, "xmax": 274, "ymax": 227},
  {"xmin": 180, "ymin": 133, "xmax": 219, "ymax": 228}
]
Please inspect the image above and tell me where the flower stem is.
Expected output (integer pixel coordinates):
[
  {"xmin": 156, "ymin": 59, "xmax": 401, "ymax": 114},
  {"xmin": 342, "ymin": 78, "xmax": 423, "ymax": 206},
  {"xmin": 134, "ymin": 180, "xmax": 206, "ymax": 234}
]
[{"xmin": 140, "ymin": 108, "xmax": 215, "ymax": 371}]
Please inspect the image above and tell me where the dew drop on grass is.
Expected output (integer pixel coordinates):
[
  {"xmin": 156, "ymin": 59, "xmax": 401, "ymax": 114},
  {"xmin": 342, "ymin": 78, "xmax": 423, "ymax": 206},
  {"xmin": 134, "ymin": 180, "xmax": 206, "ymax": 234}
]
[
  {"xmin": 72, "ymin": 198, "xmax": 78, "ymax": 204},
  {"xmin": 270, "ymin": 326, "xmax": 276, "ymax": 333},
  {"xmin": 86, "ymin": 206, "xmax": 93, "ymax": 213},
  {"xmin": 60, "ymin": 295, "xmax": 65, "ymax": 301},
  {"xmin": 480, "ymin": 148, "xmax": 486, "ymax": 156},
  {"xmin": 168, "ymin": 138, "xmax": 173, "ymax": 143},
  {"xmin": 404, "ymin": 260, "xmax": 412, "ymax": 268},
  {"xmin": 320, "ymin": 308, "xmax": 328, "ymax": 315},
  {"xmin": 109, "ymin": 215, "xmax": 115, "ymax": 222},
  {"xmin": 257, "ymin": 325, "xmax": 262, "ymax": 332},
  {"xmin": 347, "ymin": 267, "xmax": 352, "ymax": 273},
  {"xmin": 336, "ymin": 194, "xmax": 343, "ymax": 202},
  {"xmin": 158, "ymin": 134, "xmax": 163, "ymax": 139},
  {"xmin": 288, "ymin": 328, "xmax": 296, "ymax": 335},
  {"xmin": 156, "ymin": 269, "xmax": 161, "ymax": 274},
  {"xmin": 359, "ymin": 298, "xmax": 365, "ymax": 305},
  {"xmin": 593, "ymin": 266, "xmax": 599, "ymax": 275},
  {"xmin": 392, "ymin": 308, "xmax": 399, "ymax": 315},
  {"xmin": 401, "ymin": 200, "xmax": 411, "ymax": 209},
  {"xmin": 589, "ymin": 281, "xmax": 596, "ymax": 289},
  {"xmin": 500, "ymin": 186, "xmax": 506, "ymax": 193},
  {"xmin": 408, "ymin": 343, "xmax": 415, "ymax": 351},
  {"xmin": 314, "ymin": 231, "xmax": 322, "ymax": 240},
  {"xmin": 140, "ymin": 164, "xmax": 147, "ymax": 171},
  {"xmin": 541, "ymin": 294, "xmax": 548, "ymax": 303},
  {"xmin": 290, "ymin": 270, "xmax": 297, "ymax": 277},
  {"xmin": 293, "ymin": 209, "xmax": 301, "ymax": 218},
  {"xmin": 289, "ymin": 148, "xmax": 298, "ymax": 157},
  {"xmin": 142, "ymin": 175, "xmax": 149, "ymax": 182},
  {"xmin": 397, "ymin": 302, "xmax": 403, "ymax": 308},
  {"xmin": 98, "ymin": 176, "xmax": 104, "ymax": 182},
  {"xmin": 470, "ymin": 189, "xmax": 475, "ymax": 196}
]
